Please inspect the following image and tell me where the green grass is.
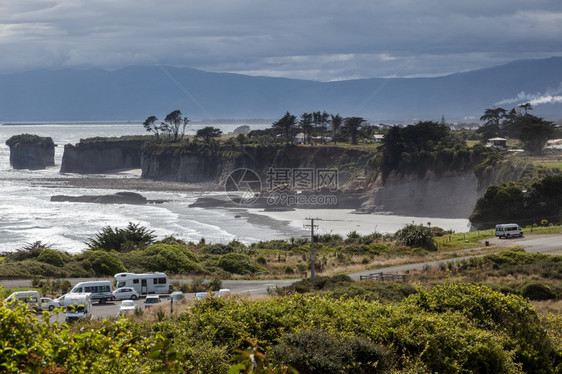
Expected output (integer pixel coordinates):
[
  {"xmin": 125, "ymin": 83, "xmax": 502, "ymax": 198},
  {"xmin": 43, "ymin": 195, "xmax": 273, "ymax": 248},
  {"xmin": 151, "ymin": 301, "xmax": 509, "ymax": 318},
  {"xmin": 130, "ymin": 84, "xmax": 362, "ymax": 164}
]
[
  {"xmin": 465, "ymin": 140, "xmax": 480, "ymax": 148},
  {"xmin": 434, "ymin": 230, "xmax": 496, "ymax": 251}
]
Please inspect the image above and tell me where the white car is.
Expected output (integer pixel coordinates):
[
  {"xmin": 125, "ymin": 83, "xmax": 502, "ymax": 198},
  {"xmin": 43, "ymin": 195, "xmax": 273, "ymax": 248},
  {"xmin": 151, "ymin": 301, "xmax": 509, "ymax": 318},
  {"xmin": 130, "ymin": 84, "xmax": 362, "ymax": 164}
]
[
  {"xmin": 170, "ymin": 291, "xmax": 184, "ymax": 302},
  {"xmin": 144, "ymin": 295, "xmax": 160, "ymax": 309},
  {"xmin": 218, "ymin": 289, "xmax": 231, "ymax": 297},
  {"xmin": 117, "ymin": 300, "xmax": 137, "ymax": 316},
  {"xmin": 40, "ymin": 297, "xmax": 61, "ymax": 311},
  {"xmin": 112, "ymin": 287, "xmax": 139, "ymax": 300}
]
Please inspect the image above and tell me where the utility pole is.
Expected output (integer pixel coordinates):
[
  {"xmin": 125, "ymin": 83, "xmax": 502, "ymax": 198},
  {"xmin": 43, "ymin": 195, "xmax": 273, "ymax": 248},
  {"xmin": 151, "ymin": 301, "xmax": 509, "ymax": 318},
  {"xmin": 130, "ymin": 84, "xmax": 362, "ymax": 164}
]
[{"xmin": 304, "ymin": 217, "xmax": 320, "ymax": 281}]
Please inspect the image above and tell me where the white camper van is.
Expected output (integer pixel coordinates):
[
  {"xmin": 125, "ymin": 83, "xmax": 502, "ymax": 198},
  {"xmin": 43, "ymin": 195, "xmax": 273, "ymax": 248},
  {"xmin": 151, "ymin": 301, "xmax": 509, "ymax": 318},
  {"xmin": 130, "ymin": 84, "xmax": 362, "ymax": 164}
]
[
  {"xmin": 69, "ymin": 280, "xmax": 113, "ymax": 304},
  {"xmin": 60, "ymin": 293, "xmax": 92, "ymax": 322},
  {"xmin": 114, "ymin": 272, "xmax": 170, "ymax": 295},
  {"xmin": 495, "ymin": 223, "xmax": 524, "ymax": 239}
]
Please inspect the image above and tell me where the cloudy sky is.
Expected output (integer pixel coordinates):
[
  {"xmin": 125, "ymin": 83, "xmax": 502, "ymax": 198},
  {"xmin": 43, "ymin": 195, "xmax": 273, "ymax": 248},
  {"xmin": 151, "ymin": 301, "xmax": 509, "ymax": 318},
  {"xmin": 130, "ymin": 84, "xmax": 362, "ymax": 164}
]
[{"xmin": 1, "ymin": 0, "xmax": 561, "ymax": 81}]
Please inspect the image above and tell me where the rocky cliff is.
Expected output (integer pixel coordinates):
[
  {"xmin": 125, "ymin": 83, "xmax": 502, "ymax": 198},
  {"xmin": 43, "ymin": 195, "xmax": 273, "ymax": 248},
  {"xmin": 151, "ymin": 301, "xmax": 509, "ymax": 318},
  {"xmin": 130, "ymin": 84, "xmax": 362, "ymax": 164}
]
[
  {"xmin": 60, "ymin": 137, "xmax": 146, "ymax": 173},
  {"xmin": 359, "ymin": 170, "xmax": 479, "ymax": 218},
  {"xmin": 141, "ymin": 143, "xmax": 373, "ymax": 189},
  {"xmin": 6, "ymin": 134, "xmax": 55, "ymax": 170}
]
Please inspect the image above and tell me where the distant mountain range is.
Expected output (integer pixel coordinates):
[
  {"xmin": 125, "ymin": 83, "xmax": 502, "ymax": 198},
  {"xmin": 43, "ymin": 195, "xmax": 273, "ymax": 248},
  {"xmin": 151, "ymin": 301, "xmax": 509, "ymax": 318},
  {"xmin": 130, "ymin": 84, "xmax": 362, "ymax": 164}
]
[{"xmin": 1, "ymin": 57, "xmax": 561, "ymax": 123}]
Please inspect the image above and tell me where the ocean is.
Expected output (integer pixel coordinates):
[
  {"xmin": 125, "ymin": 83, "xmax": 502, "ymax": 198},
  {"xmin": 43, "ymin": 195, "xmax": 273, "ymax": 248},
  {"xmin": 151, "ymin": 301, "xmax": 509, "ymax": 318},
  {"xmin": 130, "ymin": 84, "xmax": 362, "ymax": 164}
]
[{"xmin": 0, "ymin": 122, "xmax": 470, "ymax": 254}]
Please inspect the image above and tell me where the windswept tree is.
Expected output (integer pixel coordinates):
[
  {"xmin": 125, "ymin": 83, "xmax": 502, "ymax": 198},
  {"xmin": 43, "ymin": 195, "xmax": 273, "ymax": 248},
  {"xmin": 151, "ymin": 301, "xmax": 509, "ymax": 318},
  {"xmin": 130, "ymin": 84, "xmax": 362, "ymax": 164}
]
[
  {"xmin": 342, "ymin": 117, "xmax": 366, "ymax": 144},
  {"xmin": 519, "ymin": 117, "xmax": 555, "ymax": 155},
  {"xmin": 477, "ymin": 107, "xmax": 506, "ymax": 141},
  {"xmin": 196, "ymin": 126, "xmax": 223, "ymax": 143},
  {"xmin": 272, "ymin": 111, "xmax": 297, "ymax": 145},
  {"xmin": 330, "ymin": 114, "xmax": 343, "ymax": 143},
  {"xmin": 143, "ymin": 116, "xmax": 160, "ymax": 139},
  {"xmin": 162, "ymin": 110, "xmax": 190, "ymax": 141},
  {"xmin": 313, "ymin": 111, "xmax": 330, "ymax": 139},
  {"xmin": 299, "ymin": 112, "xmax": 314, "ymax": 144}
]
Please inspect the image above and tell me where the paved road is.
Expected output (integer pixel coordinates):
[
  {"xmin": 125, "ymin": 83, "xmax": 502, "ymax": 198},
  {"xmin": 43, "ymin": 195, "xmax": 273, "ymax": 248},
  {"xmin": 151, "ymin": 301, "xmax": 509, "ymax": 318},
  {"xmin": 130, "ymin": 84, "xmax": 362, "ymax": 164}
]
[{"xmin": 3, "ymin": 233, "xmax": 560, "ymax": 320}]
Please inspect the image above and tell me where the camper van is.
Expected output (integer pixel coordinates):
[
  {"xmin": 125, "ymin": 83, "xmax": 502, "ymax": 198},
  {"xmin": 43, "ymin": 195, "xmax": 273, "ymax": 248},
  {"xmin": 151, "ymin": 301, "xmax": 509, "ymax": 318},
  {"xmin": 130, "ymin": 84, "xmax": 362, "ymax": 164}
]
[
  {"xmin": 60, "ymin": 293, "xmax": 92, "ymax": 322},
  {"xmin": 495, "ymin": 223, "xmax": 524, "ymax": 239},
  {"xmin": 114, "ymin": 272, "xmax": 170, "ymax": 295},
  {"xmin": 4, "ymin": 291, "xmax": 41, "ymax": 312},
  {"xmin": 69, "ymin": 280, "xmax": 113, "ymax": 304}
]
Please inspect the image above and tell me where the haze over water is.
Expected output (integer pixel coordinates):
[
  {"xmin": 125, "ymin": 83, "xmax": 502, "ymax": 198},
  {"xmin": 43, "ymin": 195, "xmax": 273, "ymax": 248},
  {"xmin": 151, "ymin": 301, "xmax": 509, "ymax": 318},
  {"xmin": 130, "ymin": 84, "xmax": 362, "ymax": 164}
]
[{"xmin": 0, "ymin": 122, "xmax": 470, "ymax": 253}]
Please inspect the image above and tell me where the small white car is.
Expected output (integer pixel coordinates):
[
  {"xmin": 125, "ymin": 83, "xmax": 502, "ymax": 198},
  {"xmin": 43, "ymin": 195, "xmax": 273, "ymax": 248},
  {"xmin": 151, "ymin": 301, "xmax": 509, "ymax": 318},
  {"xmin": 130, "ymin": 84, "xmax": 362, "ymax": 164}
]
[
  {"xmin": 40, "ymin": 297, "xmax": 61, "ymax": 311},
  {"xmin": 112, "ymin": 287, "xmax": 139, "ymax": 300},
  {"xmin": 117, "ymin": 300, "xmax": 137, "ymax": 316},
  {"xmin": 144, "ymin": 295, "xmax": 160, "ymax": 309},
  {"xmin": 218, "ymin": 289, "xmax": 231, "ymax": 297},
  {"xmin": 170, "ymin": 291, "xmax": 184, "ymax": 302},
  {"xmin": 194, "ymin": 292, "xmax": 209, "ymax": 300}
]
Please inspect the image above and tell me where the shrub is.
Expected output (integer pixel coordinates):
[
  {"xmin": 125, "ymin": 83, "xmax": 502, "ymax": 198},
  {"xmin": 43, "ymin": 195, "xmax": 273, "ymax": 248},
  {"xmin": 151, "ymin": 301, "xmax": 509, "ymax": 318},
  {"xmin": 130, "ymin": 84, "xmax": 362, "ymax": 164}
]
[
  {"xmin": 208, "ymin": 277, "xmax": 222, "ymax": 291},
  {"xmin": 394, "ymin": 224, "xmax": 435, "ymax": 251},
  {"xmin": 284, "ymin": 266, "xmax": 294, "ymax": 274},
  {"xmin": 77, "ymin": 250, "xmax": 127, "ymax": 276},
  {"xmin": 138, "ymin": 244, "xmax": 203, "ymax": 274},
  {"xmin": 521, "ymin": 282, "xmax": 556, "ymax": 301},
  {"xmin": 36, "ymin": 249, "xmax": 67, "ymax": 267},
  {"xmin": 270, "ymin": 329, "xmax": 393, "ymax": 374},
  {"xmin": 217, "ymin": 253, "xmax": 265, "ymax": 275},
  {"xmin": 86, "ymin": 222, "xmax": 155, "ymax": 251}
]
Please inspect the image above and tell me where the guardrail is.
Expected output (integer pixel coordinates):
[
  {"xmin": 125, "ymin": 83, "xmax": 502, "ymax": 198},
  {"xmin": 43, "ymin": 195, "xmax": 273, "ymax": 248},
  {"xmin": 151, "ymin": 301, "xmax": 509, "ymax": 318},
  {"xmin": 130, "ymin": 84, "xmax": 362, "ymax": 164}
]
[{"xmin": 359, "ymin": 272, "xmax": 406, "ymax": 282}]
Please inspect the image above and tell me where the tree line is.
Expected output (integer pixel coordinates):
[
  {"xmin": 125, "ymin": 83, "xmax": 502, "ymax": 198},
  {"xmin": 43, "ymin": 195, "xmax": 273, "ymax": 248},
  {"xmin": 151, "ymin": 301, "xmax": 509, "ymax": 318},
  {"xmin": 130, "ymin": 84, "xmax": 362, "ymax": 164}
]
[{"xmin": 477, "ymin": 103, "xmax": 556, "ymax": 154}]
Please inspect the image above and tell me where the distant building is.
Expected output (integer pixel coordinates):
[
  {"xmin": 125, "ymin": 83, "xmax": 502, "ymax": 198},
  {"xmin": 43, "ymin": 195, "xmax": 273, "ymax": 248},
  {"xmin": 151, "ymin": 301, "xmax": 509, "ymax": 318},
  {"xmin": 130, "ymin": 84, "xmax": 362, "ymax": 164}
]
[
  {"xmin": 373, "ymin": 134, "xmax": 384, "ymax": 142},
  {"xmin": 487, "ymin": 137, "xmax": 507, "ymax": 148},
  {"xmin": 546, "ymin": 139, "xmax": 562, "ymax": 150},
  {"xmin": 294, "ymin": 132, "xmax": 306, "ymax": 144}
]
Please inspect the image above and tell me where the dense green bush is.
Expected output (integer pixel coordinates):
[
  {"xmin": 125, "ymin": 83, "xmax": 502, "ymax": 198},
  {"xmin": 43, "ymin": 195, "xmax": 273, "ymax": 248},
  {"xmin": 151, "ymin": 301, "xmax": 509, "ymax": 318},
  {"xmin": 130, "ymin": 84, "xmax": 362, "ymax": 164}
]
[
  {"xmin": 137, "ymin": 243, "xmax": 203, "ymax": 274},
  {"xmin": 76, "ymin": 250, "xmax": 126, "ymax": 276},
  {"xmin": 86, "ymin": 222, "xmax": 155, "ymax": 251},
  {"xmin": 394, "ymin": 224, "xmax": 435, "ymax": 251},
  {"xmin": 216, "ymin": 253, "xmax": 265, "ymax": 275},
  {"xmin": 270, "ymin": 328, "xmax": 393, "ymax": 373},
  {"xmin": 521, "ymin": 282, "xmax": 557, "ymax": 301},
  {"xmin": 36, "ymin": 248, "xmax": 68, "ymax": 267}
]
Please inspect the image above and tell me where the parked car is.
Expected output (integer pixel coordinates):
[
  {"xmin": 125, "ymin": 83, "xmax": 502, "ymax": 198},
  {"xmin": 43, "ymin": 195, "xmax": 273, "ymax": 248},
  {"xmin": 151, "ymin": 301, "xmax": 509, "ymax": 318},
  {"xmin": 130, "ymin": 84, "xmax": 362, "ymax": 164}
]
[
  {"xmin": 112, "ymin": 287, "xmax": 139, "ymax": 300},
  {"xmin": 217, "ymin": 289, "xmax": 231, "ymax": 297},
  {"xmin": 117, "ymin": 300, "xmax": 137, "ymax": 316},
  {"xmin": 194, "ymin": 292, "xmax": 209, "ymax": 300},
  {"xmin": 144, "ymin": 295, "xmax": 160, "ymax": 309},
  {"xmin": 170, "ymin": 291, "xmax": 184, "ymax": 302},
  {"xmin": 5, "ymin": 291, "xmax": 41, "ymax": 312},
  {"xmin": 40, "ymin": 297, "xmax": 61, "ymax": 311}
]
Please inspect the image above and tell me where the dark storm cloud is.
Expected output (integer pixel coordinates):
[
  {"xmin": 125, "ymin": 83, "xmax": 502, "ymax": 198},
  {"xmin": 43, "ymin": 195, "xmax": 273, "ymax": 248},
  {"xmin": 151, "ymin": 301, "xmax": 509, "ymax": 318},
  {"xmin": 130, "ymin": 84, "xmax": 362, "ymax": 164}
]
[{"xmin": 1, "ymin": 0, "xmax": 561, "ymax": 80}]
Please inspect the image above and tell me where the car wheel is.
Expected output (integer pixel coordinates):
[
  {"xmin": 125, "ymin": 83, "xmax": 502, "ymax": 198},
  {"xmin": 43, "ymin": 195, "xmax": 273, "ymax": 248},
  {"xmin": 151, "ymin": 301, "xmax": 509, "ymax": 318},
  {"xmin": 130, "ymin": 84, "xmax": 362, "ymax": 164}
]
[
  {"xmin": 131, "ymin": 295, "xmax": 138, "ymax": 300},
  {"xmin": 99, "ymin": 298, "xmax": 107, "ymax": 304},
  {"xmin": 48, "ymin": 305, "xmax": 54, "ymax": 311}
]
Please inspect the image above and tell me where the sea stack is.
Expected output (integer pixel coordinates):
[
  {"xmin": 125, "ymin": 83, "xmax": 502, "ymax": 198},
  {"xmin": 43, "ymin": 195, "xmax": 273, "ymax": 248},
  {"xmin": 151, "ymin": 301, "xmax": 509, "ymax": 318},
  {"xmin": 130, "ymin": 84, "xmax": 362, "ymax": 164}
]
[{"xmin": 5, "ymin": 134, "xmax": 56, "ymax": 170}]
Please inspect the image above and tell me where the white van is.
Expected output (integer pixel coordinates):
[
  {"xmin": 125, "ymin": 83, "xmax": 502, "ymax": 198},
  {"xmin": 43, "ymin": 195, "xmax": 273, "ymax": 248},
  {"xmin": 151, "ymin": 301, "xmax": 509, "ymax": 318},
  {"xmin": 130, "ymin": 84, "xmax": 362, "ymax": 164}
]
[
  {"xmin": 5, "ymin": 291, "xmax": 41, "ymax": 312},
  {"xmin": 495, "ymin": 223, "xmax": 524, "ymax": 239},
  {"xmin": 69, "ymin": 280, "xmax": 113, "ymax": 304}
]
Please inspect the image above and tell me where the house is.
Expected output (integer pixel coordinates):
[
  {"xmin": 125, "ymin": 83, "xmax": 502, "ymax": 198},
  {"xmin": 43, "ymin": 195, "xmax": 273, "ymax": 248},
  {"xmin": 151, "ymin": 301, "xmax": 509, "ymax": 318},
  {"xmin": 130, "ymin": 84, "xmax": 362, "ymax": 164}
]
[
  {"xmin": 373, "ymin": 134, "xmax": 384, "ymax": 142},
  {"xmin": 294, "ymin": 133, "xmax": 306, "ymax": 144},
  {"xmin": 487, "ymin": 137, "xmax": 507, "ymax": 148},
  {"xmin": 546, "ymin": 139, "xmax": 562, "ymax": 150}
]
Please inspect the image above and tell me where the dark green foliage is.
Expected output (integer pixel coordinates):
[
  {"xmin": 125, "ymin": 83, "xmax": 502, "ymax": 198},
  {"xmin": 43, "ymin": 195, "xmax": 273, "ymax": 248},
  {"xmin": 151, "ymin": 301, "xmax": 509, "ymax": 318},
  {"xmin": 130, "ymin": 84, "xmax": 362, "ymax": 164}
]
[
  {"xmin": 36, "ymin": 249, "xmax": 68, "ymax": 267},
  {"xmin": 394, "ymin": 224, "xmax": 435, "ymax": 251},
  {"xmin": 202, "ymin": 243, "xmax": 236, "ymax": 255},
  {"xmin": 471, "ymin": 175, "xmax": 562, "ymax": 228},
  {"xmin": 521, "ymin": 282, "xmax": 557, "ymax": 300},
  {"xmin": 270, "ymin": 329, "xmax": 393, "ymax": 374},
  {"xmin": 217, "ymin": 253, "xmax": 265, "ymax": 275},
  {"xmin": 86, "ymin": 222, "xmax": 155, "ymax": 251},
  {"xmin": 76, "ymin": 250, "xmax": 126, "ymax": 276},
  {"xmin": 407, "ymin": 282, "xmax": 554, "ymax": 373},
  {"xmin": 196, "ymin": 126, "xmax": 222, "ymax": 143},
  {"xmin": 5, "ymin": 134, "xmax": 54, "ymax": 148},
  {"xmin": 3, "ymin": 241, "xmax": 50, "ymax": 262},
  {"xmin": 137, "ymin": 243, "xmax": 203, "ymax": 274}
]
